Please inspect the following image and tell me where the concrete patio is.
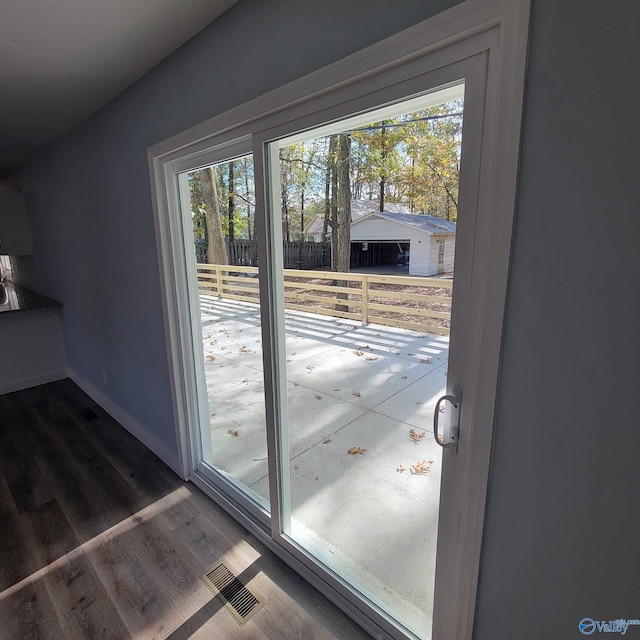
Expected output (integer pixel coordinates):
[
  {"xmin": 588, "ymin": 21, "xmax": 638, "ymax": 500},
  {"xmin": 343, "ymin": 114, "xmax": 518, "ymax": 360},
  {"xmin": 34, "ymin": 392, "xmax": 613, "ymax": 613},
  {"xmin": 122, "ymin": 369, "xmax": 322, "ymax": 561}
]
[{"xmin": 198, "ymin": 294, "xmax": 450, "ymax": 634}]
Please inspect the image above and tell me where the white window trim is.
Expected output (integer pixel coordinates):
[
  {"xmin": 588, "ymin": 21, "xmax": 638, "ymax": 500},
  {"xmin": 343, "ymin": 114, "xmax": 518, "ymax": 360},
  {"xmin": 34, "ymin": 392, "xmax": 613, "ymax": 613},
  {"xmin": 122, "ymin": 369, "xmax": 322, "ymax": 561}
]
[{"xmin": 148, "ymin": 1, "xmax": 530, "ymax": 638}]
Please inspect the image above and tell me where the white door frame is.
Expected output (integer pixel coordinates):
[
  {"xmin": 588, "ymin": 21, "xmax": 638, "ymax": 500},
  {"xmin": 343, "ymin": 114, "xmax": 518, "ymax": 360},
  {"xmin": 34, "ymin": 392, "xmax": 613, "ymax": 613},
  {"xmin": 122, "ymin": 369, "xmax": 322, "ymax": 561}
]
[{"xmin": 147, "ymin": 2, "xmax": 530, "ymax": 638}]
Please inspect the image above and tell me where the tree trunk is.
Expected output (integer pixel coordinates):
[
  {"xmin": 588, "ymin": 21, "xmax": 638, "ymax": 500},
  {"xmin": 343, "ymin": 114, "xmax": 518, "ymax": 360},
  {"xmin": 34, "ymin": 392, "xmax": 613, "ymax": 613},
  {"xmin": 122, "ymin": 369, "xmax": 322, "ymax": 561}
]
[
  {"xmin": 281, "ymin": 179, "xmax": 291, "ymax": 242},
  {"xmin": 323, "ymin": 136, "xmax": 337, "ymax": 242},
  {"xmin": 329, "ymin": 136, "xmax": 339, "ymax": 269},
  {"xmin": 335, "ymin": 134, "xmax": 351, "ymax": 272},
  {"xmin": 335, "ymin": 134, "xmax": 351, "ymax": 312},
  {"xmin": 244, "ymin": 158, "xmax": 252, "ymax": 241},
  {"xmin": 379, "ymin": 125, "xmax": 387, "ymax": 211},
  {"xmin": 227, "ymin": 161, "xmax": 235, "ymax": 242},
  {"xmin": 199, "ymin": 167, "xmax": 228, "ymax": 265}
]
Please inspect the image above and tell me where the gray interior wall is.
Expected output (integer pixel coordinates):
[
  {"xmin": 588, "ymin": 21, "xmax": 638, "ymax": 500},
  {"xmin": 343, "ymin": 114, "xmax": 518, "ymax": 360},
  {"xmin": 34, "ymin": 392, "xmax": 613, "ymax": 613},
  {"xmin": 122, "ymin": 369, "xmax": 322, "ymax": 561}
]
[
  {"xmin": 0, "ymin": 308, "xmax": 66, "ymax": 393},
  {"xmin": 14, "ymin": 0, "xmax": 640, "ymax": 636},
  {"xmin": 474, "ymin": 1, "xmax": 640, "ymax": 638}
]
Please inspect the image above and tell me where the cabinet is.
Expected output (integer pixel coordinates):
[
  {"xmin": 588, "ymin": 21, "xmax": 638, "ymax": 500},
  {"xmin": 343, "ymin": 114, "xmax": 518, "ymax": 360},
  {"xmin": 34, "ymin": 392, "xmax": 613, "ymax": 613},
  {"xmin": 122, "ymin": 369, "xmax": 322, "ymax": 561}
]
[
  {"xmin": 0, "ymin": 283, "xmax": 65, "ymax": 394},
  {"xmin": 0, "ymin": 191, "xmax": 34, "ymax": 255}
]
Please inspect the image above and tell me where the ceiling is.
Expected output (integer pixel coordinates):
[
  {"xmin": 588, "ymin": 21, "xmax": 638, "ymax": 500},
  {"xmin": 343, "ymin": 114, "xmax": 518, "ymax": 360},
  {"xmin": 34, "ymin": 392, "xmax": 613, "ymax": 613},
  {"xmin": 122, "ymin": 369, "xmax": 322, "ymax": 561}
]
[{"xmin": 0, "ymin": 0, "xmax": 240, "ymax": 180}]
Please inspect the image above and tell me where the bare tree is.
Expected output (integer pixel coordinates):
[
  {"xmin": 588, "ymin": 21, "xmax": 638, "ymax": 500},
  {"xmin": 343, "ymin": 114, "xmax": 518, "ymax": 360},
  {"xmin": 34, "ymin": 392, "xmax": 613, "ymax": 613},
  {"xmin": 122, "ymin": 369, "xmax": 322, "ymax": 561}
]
[
  {"xmin": 227, "ymin": 161, "xmax": 235, "ymax": 242},
  {"xmin": 325, "ymin": 136, "xmax": 339, "ymax": 265},
  {"xmin": 334, "ymin": 134, "xmax": 351, "ymax": 312},
  {"xmin": 199, "ymin": 167, "xmax": 228, "ymax": 264},
  {"xmin": 379, "ymin": 124, "xmax": 387, "ymax": 211},
  {"xmin": 334, "ymin": 134, "xmax": 352, "ymax": 272},
  {"xmin": 243, "ymin": 158, "xmax": 253, "ymax": 240},
  {"xmin": 320, "ymin": 135, "xmax": 336, "ymax": 243}
]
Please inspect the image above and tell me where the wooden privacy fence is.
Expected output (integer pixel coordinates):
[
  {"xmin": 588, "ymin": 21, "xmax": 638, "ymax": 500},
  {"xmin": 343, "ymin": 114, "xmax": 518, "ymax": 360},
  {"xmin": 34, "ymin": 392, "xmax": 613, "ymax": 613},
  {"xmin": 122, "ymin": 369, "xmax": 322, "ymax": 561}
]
[
  {"xmin": 196, "ymin": 264, "xmax": 453, "ymax": 336},
  {"xmin": 195, "ymin": 240, "xmax": 331, "ymax": 269},
  {"xmin": 224, "ymin": 239, "xmax": 331, "ymax": 269}
]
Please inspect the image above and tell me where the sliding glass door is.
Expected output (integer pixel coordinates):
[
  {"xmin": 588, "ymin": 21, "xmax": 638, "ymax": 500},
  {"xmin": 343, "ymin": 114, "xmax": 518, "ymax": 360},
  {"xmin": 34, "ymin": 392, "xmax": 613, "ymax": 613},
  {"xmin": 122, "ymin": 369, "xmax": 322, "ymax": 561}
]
[
  {"xmin": 152, "ymin": 6, "xmax": 529, "ymax": 634},
  {"xmin": 174, "ymin": 74, "xmax": 477, "ymax": 640},
  {"xmin": 259, "ymin": 85, "xmax": 464, "ymax": 639},
  {"xmin": 176, "ymin": 150, "xmax": 274, "ymax": 517}
]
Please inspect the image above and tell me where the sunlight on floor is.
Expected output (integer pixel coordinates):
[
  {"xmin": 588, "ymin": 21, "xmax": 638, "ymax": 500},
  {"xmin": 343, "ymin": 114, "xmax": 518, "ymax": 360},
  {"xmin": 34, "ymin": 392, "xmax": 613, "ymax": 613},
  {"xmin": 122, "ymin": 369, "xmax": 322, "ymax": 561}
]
[{"xmin": 0, "ymin": 486, "xmax": 192, "ymax": 602}]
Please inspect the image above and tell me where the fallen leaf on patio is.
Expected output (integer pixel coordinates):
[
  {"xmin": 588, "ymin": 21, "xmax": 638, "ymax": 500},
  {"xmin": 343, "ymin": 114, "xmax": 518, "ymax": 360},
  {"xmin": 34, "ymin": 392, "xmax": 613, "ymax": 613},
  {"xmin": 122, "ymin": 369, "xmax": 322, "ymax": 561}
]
[
  {"xmin": 420, "ymin": 358, "xmax": 432, "ymax": 364},
  {"xmin": 239, "ymin": 346, "xmax": 250, "ymax": 353},
  {"xmin": 227, "ymin": 429, "xmax": 239, "ymax": 437},
  {"xmin": 365, "ymin": 357, "xmax": 379, "ymax": 361},
  {"xmin": 353, "ymin": 350, "xmax": 364, "ymax": 356},
  {"xmin": 409, "ymin": 429, "xmax": 426, "ymax": 444},
  {"xmin": 206, "ymin": 355, "xmax": 216, "ymax": 361},
  {"xmin": 438, "ymin": 404, "xmax": 446, "ymax": 413},
  {"xmin": 236, "ymin": 329, "xmax": 243, "ymax": 333},
  {"xmin": 396, "ymin": 465, "xmax": 408, "ymax": 473},
  {"xmin": 407, "ymin": 353, "xmax": 416, "ymax": 356},
  {"xmin": 294, "ymin": 464, "xmax": 299, "ymax": 469},
  {"xmin": 291, "ymin": 352, "xmax": 299, "ymax": 355},
  {"xmin": 210, "ymin": 339, "xmax": 218, "ymax": 345},
  {"xmin": 334, "ymin": 388, "xmax": 340, "ymax": 392},
  {"xmin": 347, "ymin": 447, "xmax": 367, "ymax": 455},
  {"xmin": 204, "ymin": 333, "xmax": 212, "ymax": 339},
  {"xmin": 323, "ymin": 439, "xmax": 332, "ymax": 444},
  {"xmin": 410, "ymin": 460, "xmax": 433, "ymax": 475},
  {"xmin": 306, "ymin": 365, "xmax": 314, "ymax": 372},
  {"xmin": 352, "ymin": 391, "xmax": 361, "ymax": 398},
  {"xmin": 315, "ymin": 395, "xmax": 322, "ymax": 400},
  {"xmin": 401, "ymin": 376, "xmax": 408, "ymax": 380}
]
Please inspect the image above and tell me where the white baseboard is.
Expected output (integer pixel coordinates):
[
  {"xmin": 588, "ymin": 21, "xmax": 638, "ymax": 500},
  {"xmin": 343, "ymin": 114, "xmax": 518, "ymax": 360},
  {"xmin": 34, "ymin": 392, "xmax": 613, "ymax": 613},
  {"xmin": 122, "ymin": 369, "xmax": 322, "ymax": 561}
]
[
  {"xmin": 67, "ymin": 367, "xmax": 183, "ymax": 477},
  {"xmin": 0, "ymin": 369, "xmax": 68, "ymax": 396}
]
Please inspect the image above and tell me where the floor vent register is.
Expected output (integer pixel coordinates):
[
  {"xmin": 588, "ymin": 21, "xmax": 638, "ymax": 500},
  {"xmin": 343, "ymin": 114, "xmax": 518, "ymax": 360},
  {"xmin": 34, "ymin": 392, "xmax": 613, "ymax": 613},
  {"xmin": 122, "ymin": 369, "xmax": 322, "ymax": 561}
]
[{"xmin": 201, "ymin": 561, "xmax": 264, "ymax": 625}]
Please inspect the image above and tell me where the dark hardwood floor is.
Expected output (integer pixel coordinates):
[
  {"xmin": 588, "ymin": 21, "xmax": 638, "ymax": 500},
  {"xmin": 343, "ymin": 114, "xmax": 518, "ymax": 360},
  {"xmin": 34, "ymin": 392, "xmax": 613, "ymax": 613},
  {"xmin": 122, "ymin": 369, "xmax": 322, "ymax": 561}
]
[{"xmin": 0, "ymin": 380, "xmax": 372, "ymax": 639}]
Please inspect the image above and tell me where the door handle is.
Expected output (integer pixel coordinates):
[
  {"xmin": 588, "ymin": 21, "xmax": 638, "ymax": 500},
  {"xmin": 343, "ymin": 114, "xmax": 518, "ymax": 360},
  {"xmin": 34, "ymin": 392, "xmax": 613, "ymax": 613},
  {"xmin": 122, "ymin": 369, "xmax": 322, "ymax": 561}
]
[{"xmin": 433, "ymin": 386, "xmax": 461, "ymax": 453}]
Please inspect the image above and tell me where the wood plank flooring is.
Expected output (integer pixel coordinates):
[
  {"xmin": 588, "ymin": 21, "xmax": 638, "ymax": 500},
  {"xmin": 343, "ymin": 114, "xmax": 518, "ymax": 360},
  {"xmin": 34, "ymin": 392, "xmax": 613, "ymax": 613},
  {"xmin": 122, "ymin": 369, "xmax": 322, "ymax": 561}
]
[{"xmin": 0, "ymin": 380, "xmax": 372, "ymax": 639}]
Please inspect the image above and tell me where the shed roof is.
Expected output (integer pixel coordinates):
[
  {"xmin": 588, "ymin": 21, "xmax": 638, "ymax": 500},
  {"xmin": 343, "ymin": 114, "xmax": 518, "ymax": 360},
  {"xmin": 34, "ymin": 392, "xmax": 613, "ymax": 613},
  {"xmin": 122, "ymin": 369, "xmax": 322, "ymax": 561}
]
[
  {"xmin": 304, "ymin": 200, "xmax": 410, "ymax": 235},
  {"xmin": 352, "ymin": 211, "xmax": 457, "ymax": 235}
]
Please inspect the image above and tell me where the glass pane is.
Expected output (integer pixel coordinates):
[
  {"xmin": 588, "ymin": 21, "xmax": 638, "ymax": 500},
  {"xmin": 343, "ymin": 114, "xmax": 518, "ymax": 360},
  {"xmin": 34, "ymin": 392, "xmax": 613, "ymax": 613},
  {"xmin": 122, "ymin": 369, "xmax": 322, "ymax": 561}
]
[
  {"xmin": 186, "ymin": 155, "xmax": 270, "ymax": 510},
  {"xmin": 264, "ymin": 88, "xmax": 463, "ymax": 636}
]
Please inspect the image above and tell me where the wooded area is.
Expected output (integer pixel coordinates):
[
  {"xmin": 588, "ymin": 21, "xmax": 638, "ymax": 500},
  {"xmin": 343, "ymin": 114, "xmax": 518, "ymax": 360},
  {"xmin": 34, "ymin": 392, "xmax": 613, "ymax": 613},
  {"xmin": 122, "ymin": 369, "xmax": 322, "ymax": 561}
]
[{"xmin": 189, "ymin": 100, "xmax": 463, "ymax": 271}]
